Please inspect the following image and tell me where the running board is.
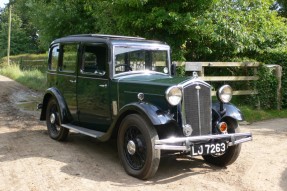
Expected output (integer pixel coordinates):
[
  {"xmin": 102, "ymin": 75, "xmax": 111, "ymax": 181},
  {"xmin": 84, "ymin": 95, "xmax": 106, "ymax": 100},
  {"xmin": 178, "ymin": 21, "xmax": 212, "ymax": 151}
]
[{"xmin": 61, "ymin": 124, "xmax": 105, "ymax": 139}]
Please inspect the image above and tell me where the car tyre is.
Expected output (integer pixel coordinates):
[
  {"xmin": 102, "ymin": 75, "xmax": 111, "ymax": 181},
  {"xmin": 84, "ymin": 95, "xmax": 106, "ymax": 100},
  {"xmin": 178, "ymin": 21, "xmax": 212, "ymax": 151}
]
[
  {"xmin": 203, "ymin": 119, "xmax": 241, "ymax": 166},
  {"xmin": 46, "ymin": 98, "xmax": 69, "ymax": 141},
  {"xmin": 117, "ymin": 114, "xmax": 160, "ymax": 180}
]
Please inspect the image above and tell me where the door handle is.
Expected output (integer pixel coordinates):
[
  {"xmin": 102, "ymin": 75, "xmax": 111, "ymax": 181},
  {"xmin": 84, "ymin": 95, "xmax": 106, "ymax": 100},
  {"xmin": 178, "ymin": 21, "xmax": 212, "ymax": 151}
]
[
  {"xmin": 69, "ymin": 80, "xmax": 77, "ymax": 83},
  {"xmin": 99, "ymin": 84, "xmax": 107, "ymax": 88}
]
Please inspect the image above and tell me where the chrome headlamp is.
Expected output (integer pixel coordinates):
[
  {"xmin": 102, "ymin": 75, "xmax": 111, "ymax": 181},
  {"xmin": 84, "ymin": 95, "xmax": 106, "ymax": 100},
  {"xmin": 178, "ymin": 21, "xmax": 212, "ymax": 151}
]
[
  {"xmin": 217, "ymin": 85, "xmax": 233, "ymax": 103},
  {"xmin": 165, "ymin": 86, "xmax": 182, "ymax": 106}
]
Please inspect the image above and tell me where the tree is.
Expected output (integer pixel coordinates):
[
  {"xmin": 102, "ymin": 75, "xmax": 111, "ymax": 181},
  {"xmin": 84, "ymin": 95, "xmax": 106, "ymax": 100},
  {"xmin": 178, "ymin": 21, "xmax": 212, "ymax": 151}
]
[
  {"xmin": 90, "ymin": 0, "xmax": 214, "ymax": 61},
  {"xmin": 185, "ymin": 0, "xmax": 287, "ymax": 61},
  {"xmin": 1, "ymin": 0, "xmax": 287, "ymax": 62},
  {"xmin": 0, "ymin": 7, "xmax": 38, "ymax": 57},
  {"xmin": 0, "ymin": 0, "xmax": 44, "ymax": 58},
  {"xmin": 25, "ymin": 0, "xmax": 98, "ymax": 50},
  {"xmin": 273, "ymin": 0, "xmax": 287, "ymax": 17}
]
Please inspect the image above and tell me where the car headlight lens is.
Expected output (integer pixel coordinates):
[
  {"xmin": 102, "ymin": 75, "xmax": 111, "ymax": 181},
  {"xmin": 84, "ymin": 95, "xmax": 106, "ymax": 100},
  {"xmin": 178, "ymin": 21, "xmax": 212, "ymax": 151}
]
[
  {"xmin": 165, "ymin": 86, "xmax": 182, "ymax": 106},
  {"xmin": 217, "ymin": 85, "xmax": 233, "ymax": 103}
]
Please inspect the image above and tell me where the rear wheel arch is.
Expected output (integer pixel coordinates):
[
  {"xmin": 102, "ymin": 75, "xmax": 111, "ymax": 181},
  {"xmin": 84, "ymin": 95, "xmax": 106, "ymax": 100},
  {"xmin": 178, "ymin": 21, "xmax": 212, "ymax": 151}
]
[
  {"xmin": 40, "ymin": 93, "xmax": 53, "ymax": 121},
  {"xmin": 45, "ymin": 98, "xmax": 69, "ymax": 141},
  {"xmin": 40, "ymin": 88, "xmax": 72, "ymax": 124}
]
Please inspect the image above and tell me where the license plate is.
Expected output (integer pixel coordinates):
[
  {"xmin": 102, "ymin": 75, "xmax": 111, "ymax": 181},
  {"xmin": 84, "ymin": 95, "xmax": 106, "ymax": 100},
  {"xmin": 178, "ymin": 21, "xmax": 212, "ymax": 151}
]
[{"xmin": 191, "ymin": 142, "xmax": 227, "ymax": 156}]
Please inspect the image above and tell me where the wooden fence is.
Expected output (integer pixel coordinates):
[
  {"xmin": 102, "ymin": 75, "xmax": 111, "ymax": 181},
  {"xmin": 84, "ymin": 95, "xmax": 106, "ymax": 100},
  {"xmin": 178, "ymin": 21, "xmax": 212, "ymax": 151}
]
[
  {"xmin": 176, "ymin": 62, "xmax": 282, "ymax": 110},
  {"xmin": 18, "ymin": 59, "xmax": 47, "ymax": 72},
  {"xmin": 16, "ymin": 59, "xmax": 283, "ymax": 109}
]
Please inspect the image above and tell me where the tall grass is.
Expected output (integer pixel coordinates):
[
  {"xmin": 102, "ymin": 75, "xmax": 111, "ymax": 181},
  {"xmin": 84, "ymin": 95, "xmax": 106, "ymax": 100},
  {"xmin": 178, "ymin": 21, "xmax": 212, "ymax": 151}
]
[
  {"xmin": 239, "ymin": 106, "xmax": 287, "ymax": 123},
  {"xmin": 0, "ymin": 64, "xmax": 46, "ymax": 91}
]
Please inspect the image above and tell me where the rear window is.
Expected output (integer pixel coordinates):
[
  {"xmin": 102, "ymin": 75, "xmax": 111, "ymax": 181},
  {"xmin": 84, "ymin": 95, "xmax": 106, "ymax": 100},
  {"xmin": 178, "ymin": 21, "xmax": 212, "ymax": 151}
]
[
  {"xmin": 60, "ymin": 44, "xmax": 78, "ymax": 73},
  {"xmin": 49, "ymin": 45, "xmax": 59, "ymax": 71}
]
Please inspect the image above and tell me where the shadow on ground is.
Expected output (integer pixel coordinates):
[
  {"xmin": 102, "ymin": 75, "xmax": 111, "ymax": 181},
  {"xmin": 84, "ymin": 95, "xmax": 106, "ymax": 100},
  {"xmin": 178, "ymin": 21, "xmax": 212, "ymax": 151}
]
[
  {"xmin": 0, "ymin": 124, "xmax": 222, "ymax": 186},
  {"xmin": 281, "ymin": 168, "xmax": 287, "ymax": 190}
]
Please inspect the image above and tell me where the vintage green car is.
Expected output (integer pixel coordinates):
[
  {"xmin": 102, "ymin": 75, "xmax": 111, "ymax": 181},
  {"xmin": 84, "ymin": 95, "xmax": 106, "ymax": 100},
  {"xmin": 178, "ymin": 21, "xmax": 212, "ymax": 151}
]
[{"xmin": 39, "ymin": 34, "xmax": 252, "ymax": 179}]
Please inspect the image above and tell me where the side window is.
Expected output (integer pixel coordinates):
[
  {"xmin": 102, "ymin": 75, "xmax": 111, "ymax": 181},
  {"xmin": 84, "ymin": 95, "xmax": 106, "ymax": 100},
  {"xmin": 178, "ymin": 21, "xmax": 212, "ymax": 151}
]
[
  {"xmin": 61, "ymin": 44, "xmax": 78, "ymax": 73},
  {"xmin": 49, "ymin": 45, "xmax": 59, "ymax": 71},
  {"xmin": 81, "ymin": 44, "xmax": 107, "ymax": 76}
]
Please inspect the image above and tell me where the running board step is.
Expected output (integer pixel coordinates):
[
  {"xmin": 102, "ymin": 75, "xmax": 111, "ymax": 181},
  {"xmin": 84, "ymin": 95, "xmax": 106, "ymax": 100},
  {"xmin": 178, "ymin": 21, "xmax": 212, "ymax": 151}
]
[{"xmin": 62, "ymin": 124, "xmax": 105, "ymax": 139}]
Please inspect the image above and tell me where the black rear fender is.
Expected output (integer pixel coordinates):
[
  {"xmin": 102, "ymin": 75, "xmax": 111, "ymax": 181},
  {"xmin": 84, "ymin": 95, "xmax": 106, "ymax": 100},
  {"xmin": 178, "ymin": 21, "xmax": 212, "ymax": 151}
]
[{"xmin": 39, "ymin": 87, "xmax": 72, "ymax": 124}]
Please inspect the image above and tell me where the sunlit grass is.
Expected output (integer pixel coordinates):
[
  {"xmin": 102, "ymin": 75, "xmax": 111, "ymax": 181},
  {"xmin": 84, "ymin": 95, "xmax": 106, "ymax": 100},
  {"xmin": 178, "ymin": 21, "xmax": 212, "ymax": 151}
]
[
  {"xmin": 239, "ymin": 105, "xmax": 287, "ymax": 123},
  {"xmin": 0, "ymin": 63, "xmax": 46, "ymax": 91}
]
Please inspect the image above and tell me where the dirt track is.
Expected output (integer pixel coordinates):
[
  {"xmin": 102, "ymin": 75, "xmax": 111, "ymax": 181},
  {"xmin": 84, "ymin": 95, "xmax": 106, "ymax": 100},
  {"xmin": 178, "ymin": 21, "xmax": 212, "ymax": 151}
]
[{"xmin": 0, "ymin": 74, "xmax": 286, "ymax": 191}]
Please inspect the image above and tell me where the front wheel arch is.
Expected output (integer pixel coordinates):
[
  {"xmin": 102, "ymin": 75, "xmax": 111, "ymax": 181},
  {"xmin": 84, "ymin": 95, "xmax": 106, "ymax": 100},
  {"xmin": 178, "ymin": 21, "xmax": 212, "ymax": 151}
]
[{"xmin": 109, "ymin": 103, "xmax": 171, "ymax": 140}]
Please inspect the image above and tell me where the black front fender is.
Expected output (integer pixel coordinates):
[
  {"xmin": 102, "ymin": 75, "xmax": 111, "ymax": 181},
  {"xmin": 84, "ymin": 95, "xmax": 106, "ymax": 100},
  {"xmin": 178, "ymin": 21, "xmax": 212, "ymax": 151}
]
[
  {"xmin": 212, "ymin": 102, "xmax": 244, "ymax": 122},
  {"xmin": 39, "ymin": 87, "xmax": 72, "ymax": 124},
  {"xmin": 117, "ymin": 102, "xmax": 175, "ymax": 126},
  {"xmin": 99, "ymin": 102, "xmax": 175, "ymax": 142}
]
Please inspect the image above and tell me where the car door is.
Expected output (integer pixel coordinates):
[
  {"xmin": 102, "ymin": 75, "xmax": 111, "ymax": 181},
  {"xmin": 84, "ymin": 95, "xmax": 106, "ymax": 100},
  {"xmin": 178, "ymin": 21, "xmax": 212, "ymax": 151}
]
[
  {"xmin": 77, "ymin": 43, "xmax": 111, "ymax": 131},
  {"xmin": 56, "ymin": 43, "xmax": 79, "ymax": 120}
]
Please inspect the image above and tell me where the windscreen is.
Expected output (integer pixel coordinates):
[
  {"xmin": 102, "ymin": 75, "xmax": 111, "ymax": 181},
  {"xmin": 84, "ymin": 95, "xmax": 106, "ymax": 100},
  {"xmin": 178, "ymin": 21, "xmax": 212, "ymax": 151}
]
[{"xmin": 114, "ymin": 46, "xmax": 169, "ymax": 75}]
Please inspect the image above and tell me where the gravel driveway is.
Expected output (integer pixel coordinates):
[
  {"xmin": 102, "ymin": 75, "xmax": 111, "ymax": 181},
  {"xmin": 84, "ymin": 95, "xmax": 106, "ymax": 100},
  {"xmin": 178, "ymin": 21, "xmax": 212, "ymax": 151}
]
[{"xmin": 0, "ymin": 75, "xmax": 286, "ymax": 191}]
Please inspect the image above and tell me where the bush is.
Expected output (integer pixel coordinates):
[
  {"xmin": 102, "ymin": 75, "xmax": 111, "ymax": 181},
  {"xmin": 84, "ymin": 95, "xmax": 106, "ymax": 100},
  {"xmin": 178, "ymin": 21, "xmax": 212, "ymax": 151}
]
[
  {"xmin": 255, "ymin": 48, "xmax": 287, "ymax": 108},
  {"xmin": 247, "ymin": 64, "xmax": 278, "ymax": 109}
]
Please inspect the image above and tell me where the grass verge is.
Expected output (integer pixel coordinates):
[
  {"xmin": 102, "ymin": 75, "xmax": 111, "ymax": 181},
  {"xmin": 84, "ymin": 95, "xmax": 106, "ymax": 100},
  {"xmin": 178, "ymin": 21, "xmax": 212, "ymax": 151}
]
[
  {"xmin": 0, "ymin": 64, "xmax": 46, "ymax": 91},
  {"xmin": 239, "ymin": 106, "xmax": 287, "ymax": 123}
]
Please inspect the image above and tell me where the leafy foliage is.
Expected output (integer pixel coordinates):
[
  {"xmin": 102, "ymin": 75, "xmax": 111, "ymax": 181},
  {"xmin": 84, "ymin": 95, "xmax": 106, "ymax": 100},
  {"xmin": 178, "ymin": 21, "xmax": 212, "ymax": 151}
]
[
  {"xmin": 24, "ymin": 0, "xmax": 97, "ymax": 50},
  {"xmin": 255, "ymin": 47, "xmax": 287, "ymax": 108},
  {"xmin": 0, "ymin": 6, "xmax": 39, "ymax": 57},
  {"xmin": 0, "ymin": 0, "xmax": 287, "ymax": 108},
  {"xmin": 248, "ymin": 65, "xmax": 278, "ymax": 109},
  {"xmin": 273, "ymin": 0, "xmax": 287, "ymax": 17}
]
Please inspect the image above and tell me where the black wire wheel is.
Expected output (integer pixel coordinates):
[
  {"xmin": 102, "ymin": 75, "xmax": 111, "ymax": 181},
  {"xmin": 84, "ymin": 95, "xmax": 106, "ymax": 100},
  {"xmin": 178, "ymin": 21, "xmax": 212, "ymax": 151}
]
[
  {"xmin": 117, "ymin": 114, "xmax": 160, "ymax": 180},
  {"xmin": 203, "ymin": 119, "xmax": 242, "ymax": 166},
  {"xmin": 45, "ymin": 98, "xmax": 69, "ymax": 141}
]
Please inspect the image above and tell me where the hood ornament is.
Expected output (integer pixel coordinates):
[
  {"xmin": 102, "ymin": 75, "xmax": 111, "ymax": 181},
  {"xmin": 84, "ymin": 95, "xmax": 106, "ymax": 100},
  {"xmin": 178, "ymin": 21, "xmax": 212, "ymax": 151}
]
[{"xmin": 193, "ymin": 71, "xmax": 198, "ymax": 78}]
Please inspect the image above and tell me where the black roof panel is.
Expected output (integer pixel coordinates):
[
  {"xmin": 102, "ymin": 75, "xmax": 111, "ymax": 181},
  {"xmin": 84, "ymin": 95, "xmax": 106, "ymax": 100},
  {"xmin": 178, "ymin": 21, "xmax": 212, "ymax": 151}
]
[
  {"xmin": 68, "ymin": 34, "xmax": 145, "ymax": 40},
  {"xmin": 51, "ymin": 34, "xmax": 165, "ymax": 45}
]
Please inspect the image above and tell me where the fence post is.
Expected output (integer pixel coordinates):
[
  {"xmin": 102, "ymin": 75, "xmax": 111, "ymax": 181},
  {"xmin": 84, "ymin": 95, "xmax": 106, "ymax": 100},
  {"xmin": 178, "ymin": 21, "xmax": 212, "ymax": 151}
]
[
  {"xmin": 267, "ymin": 65, "xmax": 282, "ymax": 110},
  {"xmin": 275, "ymin": 65, "xmax": 282, "ymax": 110}
]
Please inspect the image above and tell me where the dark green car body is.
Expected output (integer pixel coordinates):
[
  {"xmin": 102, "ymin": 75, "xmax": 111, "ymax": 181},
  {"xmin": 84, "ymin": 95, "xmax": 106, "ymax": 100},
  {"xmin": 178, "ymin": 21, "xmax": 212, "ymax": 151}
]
[{"xmin": 39, "ymin": 34, "xmax": 252, "ymax": 179}]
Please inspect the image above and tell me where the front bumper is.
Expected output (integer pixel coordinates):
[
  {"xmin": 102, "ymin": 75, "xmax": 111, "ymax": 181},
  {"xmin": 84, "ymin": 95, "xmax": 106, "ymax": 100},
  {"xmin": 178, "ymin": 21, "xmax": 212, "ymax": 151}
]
[{"xmin": 155, "ymin": 132, "xmax": 252, "ymax": 151}]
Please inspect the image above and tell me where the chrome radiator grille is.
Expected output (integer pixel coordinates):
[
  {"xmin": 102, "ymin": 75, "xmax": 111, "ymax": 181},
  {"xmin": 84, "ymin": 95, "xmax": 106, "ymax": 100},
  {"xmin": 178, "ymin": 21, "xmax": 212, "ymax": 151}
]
[{"xmin": 182, "ymin": 82, "xmax": 211, "ymax": 136}]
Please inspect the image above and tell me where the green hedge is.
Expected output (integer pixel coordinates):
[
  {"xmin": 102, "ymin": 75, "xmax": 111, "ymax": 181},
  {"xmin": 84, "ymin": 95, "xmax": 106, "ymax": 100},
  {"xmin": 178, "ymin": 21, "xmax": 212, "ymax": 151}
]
[{"xmin": 255, "ymin": 48, "xmax": 287, "ymax": 108}]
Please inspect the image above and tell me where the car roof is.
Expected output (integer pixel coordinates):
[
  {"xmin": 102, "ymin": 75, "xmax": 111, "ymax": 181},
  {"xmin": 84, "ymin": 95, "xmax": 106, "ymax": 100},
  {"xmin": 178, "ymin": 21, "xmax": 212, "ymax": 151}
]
[{"xmin": 51, "ymin": 34, "xmax": 166, "ymax": 45}]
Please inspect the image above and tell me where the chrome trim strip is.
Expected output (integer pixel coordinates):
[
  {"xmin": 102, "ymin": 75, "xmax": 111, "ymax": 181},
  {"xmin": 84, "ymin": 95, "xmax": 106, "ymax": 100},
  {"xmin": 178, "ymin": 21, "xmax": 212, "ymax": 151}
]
[
  {"xmin": 228, "ymin": 137, "xmax": 252, "ymax": 146},
  {"xmin": 77, "ymin": 76, "xmax": 108, "ymax": 80},
  {"xmin": 196, "ymin": 85, "xmax": 202, "ymax": 135},
  {"xmin": 154, "ymin": 145, "xmax": 188, "ymax": 151},
  {"xmin": 112, "ymin": 101, "xmax": 118, "ymax": 116},
  {"xmin": 114, "ymin": 71, "xmax": 169, "ymax": 78},
  {"xmin": 124, "ymin": 91, "xmax": 163, "ymax": 97},
  {"xmin": 51, "ymin": 73, "xmax": 76, "ymax": 77},
  {"xmin": 179, "ymin": 78, "xmax": 211, "ymax": 89},
  {"xmin": 154, "ymin": 132, "xmax": 252, "ymax": 151},
  {"xmin": 62, "ymin": 124, "xmax": 105, "ymax": 139}
]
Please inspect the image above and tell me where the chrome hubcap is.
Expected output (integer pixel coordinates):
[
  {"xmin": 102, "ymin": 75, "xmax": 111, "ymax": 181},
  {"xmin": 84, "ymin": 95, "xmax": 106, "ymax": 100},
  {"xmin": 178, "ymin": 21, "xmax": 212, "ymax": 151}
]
[
  {"xmin": 127, "ymin": 140, "xmax": 136, "ymax": 155},
  {"xmin": 50, "ymin": 113, "xmax": 56, "ymax": 124}
]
